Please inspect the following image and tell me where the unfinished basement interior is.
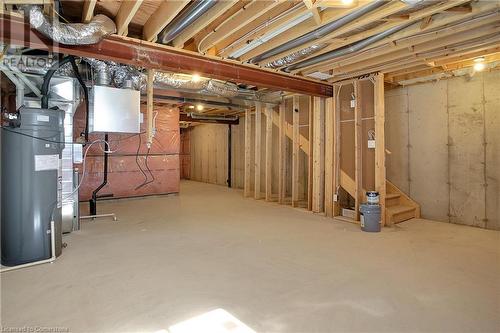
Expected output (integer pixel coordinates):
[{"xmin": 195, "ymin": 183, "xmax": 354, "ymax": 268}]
[{"xmin": 0, "ymin": 0, "xmax": 499, "ymax": 332}]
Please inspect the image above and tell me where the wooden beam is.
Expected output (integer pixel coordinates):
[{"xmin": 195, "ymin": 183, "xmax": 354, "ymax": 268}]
[
  {"xmin": 278, "ymin": 102, "xmax": 287, "ymax": 204},
  {"xmin": 324, "ymin": 96, "xmax": 334, "ymax": 217},
  {"xmin": 265, "ymin": 105, "xmax": 273, "ymax": 202},
  {"xmin": 307, "ymin": 96, "xmax": 313, "ymax": 211},
  {"xmin": 147, "ymin": 69, "xmax": 155, "ymax": 147},
  {"xmin": 312, "ymin": 96, "xmax": 325, "ymax": 213},
  {"xmin": 198, "ymin": 0, "xmax": 281, "ymax": 53},
  {"xmin": 354, "ymin": 80, "xmax": 362, "ymax": 221},
  {"xmin": 172, "ymin": 1, "xmax": 237, "ymax": 48},
  {"xmin": 115, "ymin": 0, "xmax": 143, "ymax": 36},
  {"xmin": 81, "ymin": 0, "xmax": 96, "ymax": 23},
  {"xmin": 244, "ymin": 108, "xmax": 252, "ymax": 197},
  {"xmin": 374, "ymin": 73, "xmax": 386, "ymax": 227},
  {"xmin": 292, "ymin": 96, "xmax": 300, "ymax": 207},
  {"xmin": 0, "ymin": 16, "xmax": 333, "ymax": 97},
  {"xmin": 142, "ymin": 0, "xmax": 190, "ymax": 42},
  {"xmin": 255, "ymin": 103, "xmax": 262, "ymax": 200}
]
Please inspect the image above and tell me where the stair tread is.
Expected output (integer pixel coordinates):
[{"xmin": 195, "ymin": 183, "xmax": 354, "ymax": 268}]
[
  {"xmin": 386, "ymin": 205, "xmax": 415, "ymax": 215},
  {"xmin": 385, "ymin": 193, "xmax": 401, "ymax": 199}
]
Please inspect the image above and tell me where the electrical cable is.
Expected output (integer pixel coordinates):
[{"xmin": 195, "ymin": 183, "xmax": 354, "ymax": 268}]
[{"xmin": 142, "ymin": 146, "xmax": 155, "ymax": 187}]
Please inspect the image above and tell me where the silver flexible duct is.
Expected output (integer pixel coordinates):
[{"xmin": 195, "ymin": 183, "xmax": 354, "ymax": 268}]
[
  {"xmin": 249, "ymin": 0, "xmax": 386, "ymax": 64},
  {"xmin": 158, "ymin": 0, "xmax": 217, "ymax": 45},
  {"xmin": 283, "ymin": 21, "xmax": 415, "ymax": 72},
  {"xmin": 24, "ymin": 5, "xmax": 116, "ymax": 45},
  {"xmin": 265, "ymin": 44, "xmax": 326, "ymax": 69}
]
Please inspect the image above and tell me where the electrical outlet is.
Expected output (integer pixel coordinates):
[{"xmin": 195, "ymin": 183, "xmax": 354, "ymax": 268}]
[
  {"xmin": 368, "ymin": 139, "xmax": 375, "ymax": 149},
  {"xmin": 333, "ymin": 194, "xmax": 338, "ymax": 202},
  {"xmin": 350, "ymin": 99, "xmax": 356, "ymax": 108}
]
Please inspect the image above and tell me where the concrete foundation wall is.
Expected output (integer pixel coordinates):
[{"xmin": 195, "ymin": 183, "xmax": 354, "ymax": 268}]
[{"xmin": 386, "ymin": 70, "xmax": 500, "ymax": 230}]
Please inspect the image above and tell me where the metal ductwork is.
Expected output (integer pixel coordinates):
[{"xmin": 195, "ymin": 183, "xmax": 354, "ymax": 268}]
[
  {"xmin": 249, "ymin": 0, "xmax": 386, "ymax": 64},
  {"xmin": 158, "ymin": 0, "xmax": 217, "ymax": 45},
  {"xmin": 282, "ymin": 22, "xmax": 415, "ymax": 73},
  {"xmin": 24, "ymin": 5, "xmax": 116, "ymax": 45}
]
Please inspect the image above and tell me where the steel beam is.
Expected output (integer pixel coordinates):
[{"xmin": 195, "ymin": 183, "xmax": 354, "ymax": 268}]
[{"xmin": 0, "ymin": 15, "xmax": 333, "ymax": 97}]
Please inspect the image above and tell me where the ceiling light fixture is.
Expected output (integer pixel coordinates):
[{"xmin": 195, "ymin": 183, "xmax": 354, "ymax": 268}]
[
  {"xmin": 196, "ymin": 104, "xmax": 204, "ymax": 111},
  {"xmin": 192, "ymin": 74, "xmax": 201, "ymax": 82},
  {"xmin": 473, "ymin": 57, "xmax": 485, "ymax": 72},
  {"xmin": 341, "ymin": 0, "xmax": 354, "ymax": 5}
]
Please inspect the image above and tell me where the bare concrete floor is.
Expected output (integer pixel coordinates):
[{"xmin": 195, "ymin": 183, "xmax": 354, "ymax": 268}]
[{"xmin": 1, "ymin": 180, "xmax": 499, "ymax": 333}]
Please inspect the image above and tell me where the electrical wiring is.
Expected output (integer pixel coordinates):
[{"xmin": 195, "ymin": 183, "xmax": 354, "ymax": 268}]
[{"xmin": 134, "ymin": 133, "xmax": 149, "ymax": 190}]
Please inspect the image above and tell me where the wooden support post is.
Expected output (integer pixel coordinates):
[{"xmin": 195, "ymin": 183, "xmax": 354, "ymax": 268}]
[
  {"xmin": 278, "ymin": 102, "xmax": 286, "ymax": 204},
  {"xmin": 265, "ymin": 105, "xmax": 273, "ymax": 201},
  {"xmin": 324, "ymin": 97, "xmax": 334, "ymax": 217},
  {"xmin": 308, "ymin": 97, "xmax": 313, "ymax": 211},
  {"xmin": 333, "ymin": 86, "xmax": 341, "ymax": 217},
  {"xmin": 374, "ymin": 73, "xmax": 387, "ymax": 226},
  {"xmin": 146, "ymin": 69, "xmax": 155, "ymax": 148},
  {"xmin": 292, "ymin": 96, "xmax": 300, "ymax": 207},
  {"xmin": 354, "ymin": 80, "xmax": 363, "ymax": 221},
  {"xmin": 244, "ymin": 108, "xmax": 252, "ymax": 197},
  {"xmin": 254, "ymin": 103, "xmax": 262, "ymax": 200},
  {"xmin": 312, "ymin": 97, "xmax": 325, "ymax": 213}
]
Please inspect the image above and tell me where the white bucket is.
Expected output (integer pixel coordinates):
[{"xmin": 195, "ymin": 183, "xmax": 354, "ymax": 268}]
[{"xmin": 366, "ymin": 191, "xmax": 379, "ymax": 204}]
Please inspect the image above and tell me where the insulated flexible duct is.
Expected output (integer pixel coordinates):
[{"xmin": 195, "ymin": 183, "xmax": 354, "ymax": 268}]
[{"xmin": 24, "ymin": 5, "xmax": 116, "ymax": 45}]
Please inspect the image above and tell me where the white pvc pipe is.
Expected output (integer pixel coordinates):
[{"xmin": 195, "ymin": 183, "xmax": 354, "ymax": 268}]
[{"xmin": 0, "ymin": 221, "xmax": 56, "ymax": 273}]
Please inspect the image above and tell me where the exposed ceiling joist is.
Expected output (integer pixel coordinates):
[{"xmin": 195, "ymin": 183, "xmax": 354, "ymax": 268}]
[
  {"xmin": 171, "ymin": 1, "xmax": 238, "ymax": 48},
  {"xmin": 198, "ymin": 0, "xmax": 284, "ymax": 53},
  {"xmin": 142, "ymin": 0, "xmax": 190, "ymax": 42},
  {"xmin": 115, "ymin": 0, "xmax": 143, "ymax": 36},
  {"xmin": 81, "ymin": 0, "xmax": 96, "ymax": 23},
  {"xmin": 0, "ymin": 15, "xmax": 332, "ymax": 97}
]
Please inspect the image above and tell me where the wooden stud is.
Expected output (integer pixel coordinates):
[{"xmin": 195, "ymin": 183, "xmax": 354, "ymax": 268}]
[
  {"xmin": 312, "ymin": 97, "xmax": 325, "ymax": 213},
  {"xmin": 115, "ymin": 0, "xmax": 143, "ymax": 36},
  {"xmin": 146, "ymin": 69, "xmax": 155, "ymax": 147},
  {"xmin": 324, "ymin": 96, "xmax": 334, "ymax": 217},
  {"xmin": 244, "ymin": 108, "xmax": 252, "ymax": 197},
  {"xmin": 292, "ymin": 96, "xmax": 300, "ymax": 207},
  {"xmin": 254, "ymin": 103, "xmax": 262, "ymax": 200},
  {"xmin": 308, "ymin": 97, "xmax": 313, "ymax": 211},
  {"xmin": 354, "ymin": 80, "xmax": 362, "ymax": 221},
  {"xmin": 265, "ymin": 105, "xmax": 273, "ymax": 202},
  {"xmin": 81, "ymin": 0, "xmax": 96, "ymax": 23},
  {"xmin": 374, "ymin": 74, "xmax": 387, "ymax": 227},
  {"xmin": 332, "ymin": 86, "xmax": 341, "ymax": 216},
  {"xmin": 142, "ymin": 0, "xmax": 190, "ymax": 42},
  {"xmin": 278, "ymin": 102, "xmax": 286, "ymax": 204}
]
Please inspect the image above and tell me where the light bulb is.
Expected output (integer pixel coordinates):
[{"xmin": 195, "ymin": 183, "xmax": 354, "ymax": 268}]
[
  {"xmin": 196, "ymin": 104, "xmax": 204, "ymax": 111},
  {"xmin": 473, "ymin": 62, "xmax": 485, "ymax": 72},
  {"xmin": 341, "ymin": 0, "xmax": 354, "ymax": 4},
  {"xmin": 192, "ymin": 74, "xmax": 201, "ymax": 82}
]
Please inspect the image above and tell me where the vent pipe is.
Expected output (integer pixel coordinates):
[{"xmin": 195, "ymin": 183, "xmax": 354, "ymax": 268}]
[
  {"xmin": 249, "ymin": 0, "xmax": 386, "ymax": 64},
  {"xmin": 283, "ymin": 22, "xmax": 414, "ymax": 72},
  {"xmin": 158, "ymin": 0, "xmax": 217, "ymax": 45}
]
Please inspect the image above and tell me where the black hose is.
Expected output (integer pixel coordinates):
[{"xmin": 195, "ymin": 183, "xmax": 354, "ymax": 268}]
[{"xmin": 40, "ymin": 55, "xmax": 90, "ymax": 142}]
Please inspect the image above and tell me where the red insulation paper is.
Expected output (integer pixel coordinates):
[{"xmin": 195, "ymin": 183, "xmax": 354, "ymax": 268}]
[{"xmin": 73, "ymin": 104, "xmax": 180, "ymax": 200}]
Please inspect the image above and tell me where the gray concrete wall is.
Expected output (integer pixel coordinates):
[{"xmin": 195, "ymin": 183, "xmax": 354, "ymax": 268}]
[{"xmin": 385, "ymin": 70, "xmax": 500, "ymax": 230}]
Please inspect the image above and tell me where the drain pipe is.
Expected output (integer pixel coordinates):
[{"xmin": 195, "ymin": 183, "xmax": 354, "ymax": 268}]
[
  {"xmin": 158, "ymin": 0, "xmax": 217, "ymax": 45},
  {"xmin": 283, "ymin": 22, "xmax": 415, "ymax": 72},
  {"xmin": 249, "ymin": 0, "xmax": 386, "ymax": 64}
]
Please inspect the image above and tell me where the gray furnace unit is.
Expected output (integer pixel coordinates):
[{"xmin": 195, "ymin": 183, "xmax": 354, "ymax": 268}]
[{"xmin": 1, "ymin": 107, "xmax": 65, "ymax": 266}]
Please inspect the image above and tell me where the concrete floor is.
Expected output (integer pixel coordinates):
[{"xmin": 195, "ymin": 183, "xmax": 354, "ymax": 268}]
[{"xmin": 1, "ymin": 180, "xmax": 499, "ymax": 333}]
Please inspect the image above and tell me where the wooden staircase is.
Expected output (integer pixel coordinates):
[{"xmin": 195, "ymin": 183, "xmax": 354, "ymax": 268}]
[
  {"xmin": 385, "ymin": 181, "xmax": 420, "ymax": 225},
  {"xmin": 339, "ymin": 172, "xmax": 420, "ymax": 226}
]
